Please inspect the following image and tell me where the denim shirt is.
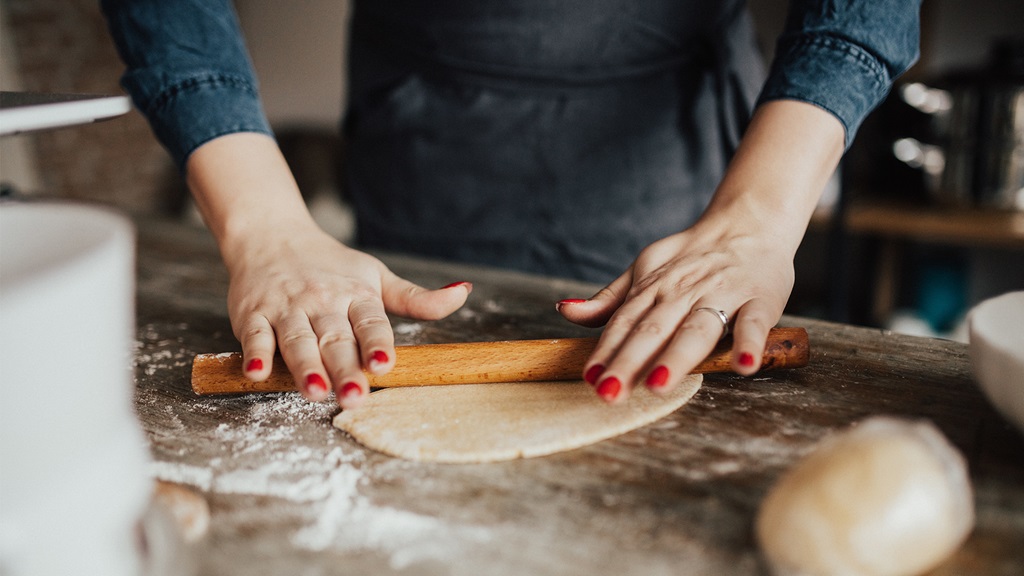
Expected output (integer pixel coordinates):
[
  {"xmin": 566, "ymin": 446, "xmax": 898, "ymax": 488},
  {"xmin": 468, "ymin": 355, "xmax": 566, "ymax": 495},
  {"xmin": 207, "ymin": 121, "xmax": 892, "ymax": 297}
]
[{"xmin": 101, "ymin": 0, "xmax": 919, "ymax": 170}]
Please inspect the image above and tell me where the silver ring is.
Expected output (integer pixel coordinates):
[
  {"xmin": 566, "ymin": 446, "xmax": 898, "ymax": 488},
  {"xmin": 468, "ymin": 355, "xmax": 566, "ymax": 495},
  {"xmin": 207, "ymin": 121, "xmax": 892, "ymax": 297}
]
[{"xmin": 693, "ymin": 307, "xmax": 730, "ymax": 339}]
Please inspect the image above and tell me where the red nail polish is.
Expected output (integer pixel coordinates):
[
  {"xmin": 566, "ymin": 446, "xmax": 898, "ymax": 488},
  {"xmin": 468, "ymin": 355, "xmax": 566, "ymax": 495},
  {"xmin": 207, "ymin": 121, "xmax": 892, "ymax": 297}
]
[
  {"xmin": 646, "ymin": 365, "xmax": 670, "ymax": 388},
  {"xmin": 371, "ymin": 350, "xmax": 389, "ymax": 366},
  {"xmin": 596, "ymin": 377, "xmax": 621, "ymax": 402},
  {"xmin": 306, "ymin": 373, "xmax": 328, "ymax": 394},
  {"xmin": 584, "ymin": 364, "xmax": 606, "ymax": 385},
  {"xmin": 340, "ymin": 382, "xmax": 363, "ymax": 399},
  {"xmin": 739, "ymin": 352, "xmax": 756, "ymax": 367},
  {"xmin": 245, "ymin": 358, "xmax": 263, "ymax": 372},
  {"xmin": 555, "ymin": 298, "xmax": 587, "ymax": 312},
  {"xmin": 442, "ymin": 281, "xmax": 472, "ymax": 291}
]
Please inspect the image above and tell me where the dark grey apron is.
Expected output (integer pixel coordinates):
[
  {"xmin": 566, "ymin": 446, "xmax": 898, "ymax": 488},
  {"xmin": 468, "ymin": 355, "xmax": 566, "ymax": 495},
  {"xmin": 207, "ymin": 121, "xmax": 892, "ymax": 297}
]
[{"xmin": 343, "ymin": 0, "xmax": 765, "ymax": 283}]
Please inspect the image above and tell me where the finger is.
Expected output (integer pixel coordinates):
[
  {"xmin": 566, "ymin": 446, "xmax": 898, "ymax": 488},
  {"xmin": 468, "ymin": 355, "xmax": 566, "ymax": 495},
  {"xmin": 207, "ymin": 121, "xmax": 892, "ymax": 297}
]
[
  {"xmin": 348, "ymin": 296, "xmax": 394, "ymax": 375},
  {"xmin": 235, "ymin": 313, "xmax": 275, "ymax": 382},
  {"xmin": 274, "ymin": 313, "xmax": 332, "ymax": 402},
  {"xmin": 310, "ymin": 311, "xmax": 368, "ymax": 410},
  {"xmin": 642, "ymin": 302, "xmax": 731, "ymax": 395},
  {"xmin": 561, "ymin": 270, "xmax": 638, "ymax": 389},
  {"xmin": 556, "ymin": 268, "xmax": 632, "ymax": 328},
  {"xmin": 729, "ymin": 299, "xmax": 779, "ymax": 376},
  {"xmin": 584, "ymin": 293, "xmax": 668, "ymax": 404},
  {"xmin": 381, "ymin": 270, "xmax": 471, "ymax": 321},
  {"xmin": 596, "ymin": 301, "xmax": 691, "ymax": 402}
]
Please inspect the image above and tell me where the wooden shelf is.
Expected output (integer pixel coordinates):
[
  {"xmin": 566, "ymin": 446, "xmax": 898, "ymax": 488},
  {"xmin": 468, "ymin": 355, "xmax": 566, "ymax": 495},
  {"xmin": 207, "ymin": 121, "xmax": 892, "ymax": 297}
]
[
  {"xmin": 845, "ymin": 201, "xmax": 1024, "ymax": 249},
  {"xmin": 840, "ymin": 200, "xmax": 1024, "ymax": 326}
]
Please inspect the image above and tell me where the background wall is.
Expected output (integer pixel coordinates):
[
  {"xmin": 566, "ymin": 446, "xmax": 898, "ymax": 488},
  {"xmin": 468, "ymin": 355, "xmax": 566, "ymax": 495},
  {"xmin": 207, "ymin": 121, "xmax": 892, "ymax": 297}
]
[
  {"xmin": 0, "ymin": 1, "xmax": 39, "ymax": 193},
  {"xmin": 922, "ymin": 0, "xmax": 1024, "ymax": 73},
  {"xmin": 2, "ymin": 0, "xmax": 171, "ymax": 213},
  {"xmin": 234, "ymin": 0, "xmax": 349, "ymax": 129}
]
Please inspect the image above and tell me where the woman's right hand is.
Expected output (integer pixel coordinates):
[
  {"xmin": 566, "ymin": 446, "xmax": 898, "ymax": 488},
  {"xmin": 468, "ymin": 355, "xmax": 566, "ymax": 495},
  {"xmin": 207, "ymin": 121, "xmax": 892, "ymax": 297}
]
[{"xmin": 186, "ymin": 133, "xmax": 470, "ymax": 409}]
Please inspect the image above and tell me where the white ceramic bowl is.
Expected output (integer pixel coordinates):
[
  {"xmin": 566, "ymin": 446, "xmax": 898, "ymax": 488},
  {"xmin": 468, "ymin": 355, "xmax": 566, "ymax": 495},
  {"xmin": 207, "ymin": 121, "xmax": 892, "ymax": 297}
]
[
  {"xmin": 968, "ymin": 291, "xmax": 1024, "ymax": 434},
  {"xmin": 1, "ymin": 202, "xmax": 150, "ymax": 576}
]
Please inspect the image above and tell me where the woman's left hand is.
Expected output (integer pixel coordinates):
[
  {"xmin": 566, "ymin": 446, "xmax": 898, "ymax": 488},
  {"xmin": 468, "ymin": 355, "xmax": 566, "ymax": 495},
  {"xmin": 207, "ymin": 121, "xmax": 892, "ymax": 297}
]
[
  {"xmin": 556, "ymin": 213, "xmax": 795, "ymax": 403},
  {"xmin": 557, "ymin": 100, "xmax": 845, "ymax": 403}
]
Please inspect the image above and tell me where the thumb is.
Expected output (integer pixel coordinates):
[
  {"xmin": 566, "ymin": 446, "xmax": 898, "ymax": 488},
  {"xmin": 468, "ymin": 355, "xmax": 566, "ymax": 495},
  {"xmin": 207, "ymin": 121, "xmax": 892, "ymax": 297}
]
[
  {"xmin": 380, "ymin": 269, "xmax": 472, "ymax": 321},
  {"xmin": 556, "ymin": 268, "xmax": 632, "ymax": 328}
]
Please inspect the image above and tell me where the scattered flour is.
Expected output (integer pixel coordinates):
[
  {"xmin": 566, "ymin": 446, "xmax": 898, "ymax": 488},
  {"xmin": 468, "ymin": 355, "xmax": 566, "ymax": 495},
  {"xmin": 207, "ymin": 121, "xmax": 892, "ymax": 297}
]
[
  {"xmin": 150, "ymin": 460, "xmax": 214, "ymax": 491},
  {"xmin": 290, "ymin": 449, "xmax": 492, "ymax": 570},
  {"xmin": 392, "ymin": 322, "xmax": 424, "ymax": 338},
  {"xmin": 480, "ymin": 299, "xmax": 505, "ymax": 313},
  {"xmin": 145, "ymin": 390, "xmax": 491, "ymax": 568},
  {"xmin": 134, "ymin": 347, "xmax": 193, "ymax": 376},
  {"xmin": 133, "ymin": 323, "xmax": 193, "ymax": 376}
]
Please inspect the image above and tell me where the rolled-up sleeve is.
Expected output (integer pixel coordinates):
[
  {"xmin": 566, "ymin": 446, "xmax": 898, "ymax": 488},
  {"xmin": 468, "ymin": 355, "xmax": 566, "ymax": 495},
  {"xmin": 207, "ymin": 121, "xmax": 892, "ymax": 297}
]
[
  {"xmin": 100, "ymin": 0, "xmax": 273, "ymax": 170},
  {"xmin": 757, "ymin": 0, "xmax": 921, "ymax": 147}
]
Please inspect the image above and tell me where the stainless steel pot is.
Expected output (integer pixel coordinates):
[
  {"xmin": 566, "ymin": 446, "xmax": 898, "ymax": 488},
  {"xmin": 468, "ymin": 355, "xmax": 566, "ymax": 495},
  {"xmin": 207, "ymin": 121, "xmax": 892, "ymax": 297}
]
[{"xmin": 895, "ymin": 40, "xmax": 1024, "ymax": 211}]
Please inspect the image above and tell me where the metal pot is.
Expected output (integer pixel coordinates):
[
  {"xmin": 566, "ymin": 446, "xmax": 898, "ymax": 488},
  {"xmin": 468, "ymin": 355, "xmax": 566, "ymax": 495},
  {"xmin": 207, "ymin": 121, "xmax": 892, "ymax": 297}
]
[{"xmin": 895, "ymin": 39, "xmax": 1024, "ymax": 211}]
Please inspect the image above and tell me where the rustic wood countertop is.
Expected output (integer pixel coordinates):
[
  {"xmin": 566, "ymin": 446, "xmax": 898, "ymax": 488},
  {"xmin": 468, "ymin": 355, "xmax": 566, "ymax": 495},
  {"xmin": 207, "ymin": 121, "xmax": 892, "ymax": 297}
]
[{"xmin": 133, "ymin": 218, "xmax": 1024, "ymax": 576}]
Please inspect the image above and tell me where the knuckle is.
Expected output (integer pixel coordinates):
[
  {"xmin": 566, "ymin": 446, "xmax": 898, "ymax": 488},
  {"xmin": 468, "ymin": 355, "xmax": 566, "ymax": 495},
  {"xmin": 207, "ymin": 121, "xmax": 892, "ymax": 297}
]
[
  {"xmin": 302, "ymin": 282, "xmax": 336, "ymax": 305},
  {"xmin": 630, "ymin": 273, "xmax": 661, "ymax": 294},
  {"xmin": 351, "ymin": 314, "xmax": 390, "ymax": 333},
  {"xmin": 279, "ymin": 330, "xmax": 318, "ymax": 348},
  {"xmin": 604, "ymin": 313, "xmax": 641, "ymax": 335},
  {"xmin": 630, "ymin": 321, "xmax": 664, "ymax": 337},
  {"xmin": 231, "ymin": 295, "xmax": 270, "ymax": 319},
  {"xmin": 591, "ymin": 286, "xmax": 618, "ymax": 302},
  {"xmin": 737, "ymin": 314, "xmax": 772, "ymax": 333},
  {"xmin": 241, "ymin": 325, "xmax": 273, "ymax": 342},
  {"xmin": 400, "ymin": 283, "xmax": 424, "ymax": 301},
  {"xmin": 680, "ymin": 319, "xmax": 721, "ymax": 340},
  {"xmin": 318, "ymin": 330, "xmax": 356, "ymax": 349}
]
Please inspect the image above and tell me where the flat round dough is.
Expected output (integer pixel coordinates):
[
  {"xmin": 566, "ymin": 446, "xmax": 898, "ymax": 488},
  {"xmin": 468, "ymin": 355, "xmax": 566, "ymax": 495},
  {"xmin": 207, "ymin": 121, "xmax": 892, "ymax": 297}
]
[{"xmin": 333, "ymin": 376, "xmax": 702, "ymax": 463}]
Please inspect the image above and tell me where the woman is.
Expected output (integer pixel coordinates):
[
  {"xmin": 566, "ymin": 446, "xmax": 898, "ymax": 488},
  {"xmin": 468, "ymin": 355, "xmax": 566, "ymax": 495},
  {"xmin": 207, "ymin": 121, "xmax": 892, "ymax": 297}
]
[{"xmin": 102, "ymin": 0, "xmax": 920, "ymax": 409}]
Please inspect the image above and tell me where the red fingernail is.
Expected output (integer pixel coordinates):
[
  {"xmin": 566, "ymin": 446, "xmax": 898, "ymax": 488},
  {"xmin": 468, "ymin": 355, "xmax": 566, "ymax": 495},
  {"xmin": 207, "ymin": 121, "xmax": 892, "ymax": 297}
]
[
  {"xmin": 245, "ymin": 358, "xmax": 263, "ymax": 372},
  {"xmin": 340, "ymin": 382, "xmax": 363, "ymax": 399},
  {"xmin": 596, "ymin": 377, "xmax": 621, "ymax": 402},
  {"xmin": 306, "ymin": 373, "xmax": 328, "ymax": 394},
  {"xmin": 646, "ymin": 365, "xmax": 670, "ymax": 388},
  {"xmin": 555, "ymin": 298, "xmax": 587, "ymax": 312},
  {"xmin": 584, "ymin": 364, "xmax": 606, "ymax": 385},
  {"xmin": 370, "ymin": 350, "xmax": 389, "ymax": 366},
  {"xmin": 739, "ymin": 352, "xmax": 756, "ymax": 367},
  {"xmin": 442, "ymin": 281, "xmax": 472, "ymax": 291}
]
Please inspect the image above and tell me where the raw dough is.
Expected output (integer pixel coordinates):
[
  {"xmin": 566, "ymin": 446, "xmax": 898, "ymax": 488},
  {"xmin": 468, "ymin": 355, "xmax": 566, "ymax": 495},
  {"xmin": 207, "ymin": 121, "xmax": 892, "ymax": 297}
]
[
  {"xmin": 152, "ymin": 481, "xmax": 210, "ymax": 543},
  {"xmin": 755, "ymin": 416, "xmax": 974, "ymax": 576},
  {"xmin": 333, "ymin": 376, "xmax": 702, "ymax": 463}
]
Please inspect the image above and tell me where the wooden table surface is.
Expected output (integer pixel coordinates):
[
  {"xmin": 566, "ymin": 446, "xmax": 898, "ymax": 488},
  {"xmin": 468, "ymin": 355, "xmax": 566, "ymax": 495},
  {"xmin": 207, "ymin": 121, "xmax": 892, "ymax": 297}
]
[{"xmin": 133, "ymin": 218, "xmax": 1024, "ymax": 576}]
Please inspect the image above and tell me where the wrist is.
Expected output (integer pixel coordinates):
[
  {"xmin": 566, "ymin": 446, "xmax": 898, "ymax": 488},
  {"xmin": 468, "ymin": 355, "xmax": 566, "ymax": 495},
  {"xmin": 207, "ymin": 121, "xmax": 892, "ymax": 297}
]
[
  {"xmin": 697, "ymin": 183, "xmax": 814, "ymax": 256},
  {"xmin": 184, "ymin": 133, "xmax": 319, "ymax": 260},
  {"xmin": 695, "ymin": 100, "xmax": 845, "ymax": 253}
]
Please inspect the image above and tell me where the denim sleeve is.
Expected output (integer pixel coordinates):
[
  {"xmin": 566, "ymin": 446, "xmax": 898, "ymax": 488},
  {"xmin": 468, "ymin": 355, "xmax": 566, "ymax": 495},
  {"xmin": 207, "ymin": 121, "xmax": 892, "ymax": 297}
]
[
  {"xmin": 757, "ymin": 0, "xmax": 921, "ymax": 148},
  {"xmin": 100, "ymin": 0, "xmax": 273, "ymax": 170}
]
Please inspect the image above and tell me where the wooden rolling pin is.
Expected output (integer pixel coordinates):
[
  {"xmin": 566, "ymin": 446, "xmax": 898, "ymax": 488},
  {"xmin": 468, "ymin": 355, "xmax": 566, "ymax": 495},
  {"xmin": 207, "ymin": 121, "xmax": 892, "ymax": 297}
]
[{"xmin": 191, "ymin": 327, "xmax": 808, "ymax": 395}]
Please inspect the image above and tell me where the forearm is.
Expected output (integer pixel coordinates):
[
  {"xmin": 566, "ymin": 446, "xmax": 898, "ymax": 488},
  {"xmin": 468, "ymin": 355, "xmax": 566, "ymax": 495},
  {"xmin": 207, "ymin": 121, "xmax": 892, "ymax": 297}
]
[
  {"xmin": 759, "ymin": 0, "xmax": 921, "ymax": 147},
  {"xmin": 698, "ymin": 99, "xmax": 845, "ymax": 254},
  {"xmin": 101, "ymin": 0, "xmax": 272, "ymax": 170},
  {"xmin": 185, "ymin": 133, "xmax": 318, "ymax": 268}
]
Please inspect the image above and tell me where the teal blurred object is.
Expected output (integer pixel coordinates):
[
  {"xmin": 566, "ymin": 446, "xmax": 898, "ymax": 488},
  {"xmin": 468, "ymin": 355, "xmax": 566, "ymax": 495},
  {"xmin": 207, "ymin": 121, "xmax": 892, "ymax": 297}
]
[{"xmin": 917, "ymin": 258, "xmax": 967, "ymax": 333}]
